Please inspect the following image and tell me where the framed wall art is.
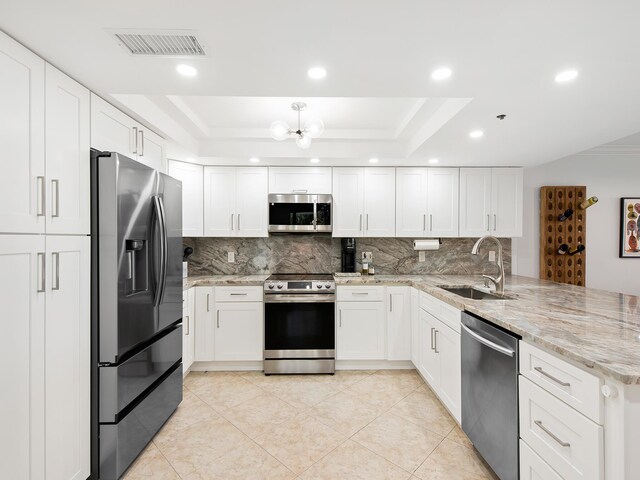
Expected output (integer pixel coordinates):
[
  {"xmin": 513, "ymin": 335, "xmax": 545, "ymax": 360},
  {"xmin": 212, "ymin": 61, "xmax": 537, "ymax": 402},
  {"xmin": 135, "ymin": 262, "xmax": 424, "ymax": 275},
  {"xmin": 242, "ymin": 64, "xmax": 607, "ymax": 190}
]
[{"xmin": 621, "ymin": 198, "xmax": 640, "ymax": 258}]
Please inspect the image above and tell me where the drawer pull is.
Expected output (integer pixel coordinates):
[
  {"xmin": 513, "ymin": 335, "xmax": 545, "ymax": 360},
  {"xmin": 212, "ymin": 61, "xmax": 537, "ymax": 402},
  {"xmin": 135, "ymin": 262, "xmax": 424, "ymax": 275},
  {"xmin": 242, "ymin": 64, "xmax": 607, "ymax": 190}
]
[
  {"xmin": 534, "ymin": 366, "xmax": 571, "ymax": 387},
  {"xmin": 230, "ymin": 293, "xmax": 248, "ymax": 296},
  {"xmin": 352, "ymin": 292, "xmax": 369, "ymax": 295},
  {"xmin": 534, "ymin": 420, "xmax": 571, "ymax": 447}
]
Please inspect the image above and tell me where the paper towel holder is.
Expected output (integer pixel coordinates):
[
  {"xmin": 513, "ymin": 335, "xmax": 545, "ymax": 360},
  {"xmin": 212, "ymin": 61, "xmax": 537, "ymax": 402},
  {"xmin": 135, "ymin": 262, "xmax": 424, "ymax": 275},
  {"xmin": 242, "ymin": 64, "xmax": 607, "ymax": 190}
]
[{"xmin": 413, "ymin": 239, "xmax": 442, "ymax": 251}]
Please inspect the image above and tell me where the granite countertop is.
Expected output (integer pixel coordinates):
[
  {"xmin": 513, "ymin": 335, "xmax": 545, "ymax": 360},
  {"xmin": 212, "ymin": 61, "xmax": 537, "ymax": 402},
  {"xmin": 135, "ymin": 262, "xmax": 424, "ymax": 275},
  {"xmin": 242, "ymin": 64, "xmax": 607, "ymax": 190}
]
[
  {"xmin": 184, "ymin": 274, "xmax": 269, "ymax": 288},
  {"xmin": 337, "ymin": 274, "xmax": 640, "ymax": 385}
]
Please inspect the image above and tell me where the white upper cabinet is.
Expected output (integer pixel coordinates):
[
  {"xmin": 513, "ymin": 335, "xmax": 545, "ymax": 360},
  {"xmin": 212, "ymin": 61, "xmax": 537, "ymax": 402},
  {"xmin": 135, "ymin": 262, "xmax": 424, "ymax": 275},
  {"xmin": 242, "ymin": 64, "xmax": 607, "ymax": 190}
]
[
  {"xmin": 333, "ymin": 167, "xmax": 395, "ymax": 237},
  {"xmin": 90, "ymin": 93, "xmax": 166, "ymax": 172},
  {"xmin": 396, "ymin": 168, "xmax": 459, "ymax": 237},
  {"xmin": 459, "ymin": 167, "xmax": 523, "ymax": 237},
  {"xmin": 45, "ymin": 64, "xmax": 90, "ymax": 235},
  {"xmin": 268, "ymin": 167, "xmax": 332, "ymax": 194},
  {"xmin": 168, "ymin": 160, "xmax": 204, "ymax": 237},
  {"xmin": 203, "ymin": 167, "xmax": 268, "ymax": 237},
  {"xmin": 0, "ymin": 32, "xmax": 45, "ymax": 234},
  {"xmin": 427, "ymin": 168, "xmax": 459, "ymax": 237},
  {"xmin": 491, "ymin": 168, "xmax": 523, "ymax": 237}
]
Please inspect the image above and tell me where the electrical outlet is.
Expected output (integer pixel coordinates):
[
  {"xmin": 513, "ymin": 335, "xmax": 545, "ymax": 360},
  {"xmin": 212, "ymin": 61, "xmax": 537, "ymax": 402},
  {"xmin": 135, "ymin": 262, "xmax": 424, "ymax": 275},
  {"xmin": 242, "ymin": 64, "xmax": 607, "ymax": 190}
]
[
  {"xmin": 419, "ymin": 251, "xmax": 426, "ymax": 262},
  {"xmin": 488, "ymin": 250, "xmax": 496, "ymax": 262},
  {"xmin": 362, "ymin": 251, "xmax": 373, "ymax": 262},
  {"xmin": 227, "ymin": 251, "xmax": 235, "ymax": 263}
]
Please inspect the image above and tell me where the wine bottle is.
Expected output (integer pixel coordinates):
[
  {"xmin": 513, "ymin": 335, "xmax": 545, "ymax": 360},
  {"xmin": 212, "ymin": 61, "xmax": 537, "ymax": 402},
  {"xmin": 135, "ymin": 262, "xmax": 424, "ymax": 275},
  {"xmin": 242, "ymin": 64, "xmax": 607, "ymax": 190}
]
[
  {"xmin": 579, "ymin": 196, "xmax": 598, "ymax": 209},
  {"xmin": 558, "ymin": 208, "xmax": 574, "ymax": 221},
  {"xmin": 568, "ymin": 244, "xmax": 586, "ymax": 256},
  {"xmin": 557, "ymin": 244, "xmax": 569, "ymax": 255}
]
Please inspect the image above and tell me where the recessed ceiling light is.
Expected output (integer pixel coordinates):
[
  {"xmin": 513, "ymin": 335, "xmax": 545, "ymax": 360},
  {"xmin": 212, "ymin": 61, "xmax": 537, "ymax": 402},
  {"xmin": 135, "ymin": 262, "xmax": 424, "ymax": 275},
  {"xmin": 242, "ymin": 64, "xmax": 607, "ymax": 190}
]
[
  {"xmin": 469, "ymin": 130, "xmax": 484, "ymax": 139},
  {"xmin": 555, "ymin": 69, "xmax": 579, "ymax": 83},
  {"xmin": 307, "ymin": 67, "xmax": 327, "ymax": 79},
  {"xmin": 310, "ymin": 158, "xmax": 320, "ymax": 163},
  {"xmin": 369, "ymin": 158, "xmax": 379, "ymax": 163},
  {"xmin": 249, "ymin": 157, "xmax": 260, "ymax": 163},
  {"xmin": 176, "ymin": 64, "xmax": 197, "ymax": 77},
  {"xmin": 428, "ymin": 158, "xmax": 439, "ymax": 164},
  {"xmin": 431, "ymin": 67, "xmax": 452, "ymax": 81}
]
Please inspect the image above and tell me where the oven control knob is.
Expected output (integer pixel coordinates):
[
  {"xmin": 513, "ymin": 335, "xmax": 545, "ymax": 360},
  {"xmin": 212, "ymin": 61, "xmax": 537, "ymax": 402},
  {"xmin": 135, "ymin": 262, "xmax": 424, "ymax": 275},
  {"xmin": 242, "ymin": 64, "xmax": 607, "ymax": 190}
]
[
  {"xmin": 316, "ymin": 283, "xmax": 323, "ymax": 289},
  {"xmin": 325, "ymin": 282, "xmax": 332, "ymax": 289},
  {"xmin": 276, "ymin": 282, "xmax": 283, "ymax": 289},
  {"xmin": 268, "ymin": 283, "xmax": 275, "ymax": 289}
]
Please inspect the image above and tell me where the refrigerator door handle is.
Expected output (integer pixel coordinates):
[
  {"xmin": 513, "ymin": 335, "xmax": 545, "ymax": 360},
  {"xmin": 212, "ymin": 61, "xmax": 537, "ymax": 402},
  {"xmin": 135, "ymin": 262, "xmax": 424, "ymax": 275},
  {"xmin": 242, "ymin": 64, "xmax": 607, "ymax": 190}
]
[
  {"xmin": 158, "ymin": 195, "xmax": 169, "ymax": 305},
  {"xmin": 152, "ymin": 195, "xmax": 168, "ymax": 307}
]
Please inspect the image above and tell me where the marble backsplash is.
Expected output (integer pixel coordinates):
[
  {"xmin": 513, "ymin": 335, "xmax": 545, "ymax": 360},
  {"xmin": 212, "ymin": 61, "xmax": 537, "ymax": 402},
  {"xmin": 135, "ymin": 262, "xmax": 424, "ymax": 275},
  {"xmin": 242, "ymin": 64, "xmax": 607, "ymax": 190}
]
[{"xmin": 183, "ymin": 235, "xmax": 511, "ymax": 276}]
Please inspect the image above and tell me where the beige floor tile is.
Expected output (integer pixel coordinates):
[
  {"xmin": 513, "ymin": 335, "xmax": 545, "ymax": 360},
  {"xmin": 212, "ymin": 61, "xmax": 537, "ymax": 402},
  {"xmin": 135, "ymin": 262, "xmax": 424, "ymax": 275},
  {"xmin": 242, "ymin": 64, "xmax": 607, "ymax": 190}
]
[
  {"xmin": 309, "ymin": 390, "xmax": 385, "ymax": 437},
  {"xmin": 446, "ymin": 425, "xmax": 473, "ymax": 449},
  {"xmin": 222, "ymin": 392, "xmax": 302, "ymax": 438},
  {"xmin": 318, "ymin": 370, "xmax": 376, "ymax": 389},
  {"xmin": 389, "ymin": 386, "xmax": 456, "ymax": 437},
  {"xmin": 372, "ymin": 369, "xmax": 424, "ymax": 390},
  {"xmin": 180, "ymin": 440, "xmax": 295, "ymax": 480},
  {"xmin": 299, "ymin": 439, "xmax": 411, "ymax": 480},
  {"xmin": 265, "ymin": 378, "xmax": 341, "ymax": 409},
  {"xmin": 352, "ymin": 412, "xmax": 444, "ymax": 473},
  {"xmin": 254, "ymin": 414, "xmax": 346, "ymax": 474},
  {"xmin": 413, "ymin": 439, "xmax": 494, "ymax": 480},
  {"xmin": 347, "ymin": 374, "xmax": 415, "ymax": 410},
  {"xmin": 159, "ymin": 389, "xmax": 220, "ymax": 435},
  {"xmin": 194, "ymin": 375, "xmax": 264, "ymax": 412},
  {"xmin": 237, "ymin": 371, "xmax": 296, "ymax": 388},
  {"xmin": 121, "ymin": 442, "xmax": 180, "ymax": 480},
  {"xmin": 154, "ymin": 415, "xmax": 250, "ymax": 478}
]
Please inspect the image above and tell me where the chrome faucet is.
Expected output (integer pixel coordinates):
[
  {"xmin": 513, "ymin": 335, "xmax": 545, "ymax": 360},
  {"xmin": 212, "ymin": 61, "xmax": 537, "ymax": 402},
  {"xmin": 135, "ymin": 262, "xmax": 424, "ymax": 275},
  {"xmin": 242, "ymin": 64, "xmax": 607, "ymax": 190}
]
[{"xmin": 471, "ymin": 236, "xmax": 505, "ymax": 295}]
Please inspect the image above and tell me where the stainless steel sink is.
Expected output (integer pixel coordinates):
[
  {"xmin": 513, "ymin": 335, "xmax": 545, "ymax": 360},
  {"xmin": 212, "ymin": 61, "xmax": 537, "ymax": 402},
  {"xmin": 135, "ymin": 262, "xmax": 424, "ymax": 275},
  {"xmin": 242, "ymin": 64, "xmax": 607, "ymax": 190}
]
[{"xmin": 439, "ymin": 286, "xmax": 514, "ymax": 300}]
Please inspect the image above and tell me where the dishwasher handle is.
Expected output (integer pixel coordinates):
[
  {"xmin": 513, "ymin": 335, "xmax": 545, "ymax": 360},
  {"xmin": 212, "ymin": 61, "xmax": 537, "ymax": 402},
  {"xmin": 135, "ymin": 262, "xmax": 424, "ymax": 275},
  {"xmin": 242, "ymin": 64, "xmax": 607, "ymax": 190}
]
[{"xmin": 461, "ymin": 324, "xmax": 515, "ymax": 357}]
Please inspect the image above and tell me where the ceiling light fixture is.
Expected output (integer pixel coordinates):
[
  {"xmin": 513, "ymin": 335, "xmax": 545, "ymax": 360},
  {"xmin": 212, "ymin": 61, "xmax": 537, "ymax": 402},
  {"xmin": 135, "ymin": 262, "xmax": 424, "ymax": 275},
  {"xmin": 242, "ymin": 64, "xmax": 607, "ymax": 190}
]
[
  {"xmin": 469, "ymin": 130, "xmax": 484, "ymax": 139},
  {"xmin": 428, "ymin": 158, "xmax": 440, "ymax": 164},
  {"xmin": 176, "ymin": 64, "xmax": 197, "ymax": 77},
  {"xmin": 431, "ymin": 67, "xmax": 452, "ymax": 81},
  {"xmin": 310, "ymin": 158, "xmax": 320, "ymax": 163},
  {"xmin": 269, "ymin": 102, "xmax": 324, "ymax": 149},
  {"xmin": 369, "ymin": 158, "xmax": 379, "ymax": 163},
  {"xmin": 249, "ymin": 157, "xmax": 260, "ymax": 163},
  {"xmin": 555, "ymin": 69, "xmax": 579, "ymax": 83},
  {"xmin": 307, "ymin": 66, "xmax": 327, "ymax": 79}
]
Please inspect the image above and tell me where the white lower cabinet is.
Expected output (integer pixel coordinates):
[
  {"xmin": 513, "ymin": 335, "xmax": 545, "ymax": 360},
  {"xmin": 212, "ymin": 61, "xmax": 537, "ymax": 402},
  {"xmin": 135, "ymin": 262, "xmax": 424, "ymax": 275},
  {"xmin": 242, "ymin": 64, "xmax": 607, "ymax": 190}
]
[
  {"xmin": 183, "ymin": 288, "xmax": 195, "ymax": 374},
  {"xmin": 386, "ymin": 286, "xmax": 411, "ymax": 361},
  {"xmin": 337, "ymin": 296, "xmax": 386, "ymax": 360},
  {"xmin": 192, "ymin": 286, "xmax": 263, "ymax": 362},
  {"xmin": 520, "ymin": 439, "xmax": 563, "ymax": 480},
  {"xmin": 0, "ymin": 235, "xmax": 90, "ymax": 480},
  {"xmin": 419, "ymin": 309, "xmax": 441, "ymax": 387}
]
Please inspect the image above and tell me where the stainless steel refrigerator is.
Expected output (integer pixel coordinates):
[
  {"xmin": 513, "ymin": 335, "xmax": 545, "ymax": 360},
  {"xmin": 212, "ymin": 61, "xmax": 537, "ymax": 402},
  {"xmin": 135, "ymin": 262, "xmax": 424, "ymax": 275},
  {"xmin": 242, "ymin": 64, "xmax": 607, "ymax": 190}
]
[{"xmin": 90, "ymin": 150, "xmax": 183, "ymax": 480}]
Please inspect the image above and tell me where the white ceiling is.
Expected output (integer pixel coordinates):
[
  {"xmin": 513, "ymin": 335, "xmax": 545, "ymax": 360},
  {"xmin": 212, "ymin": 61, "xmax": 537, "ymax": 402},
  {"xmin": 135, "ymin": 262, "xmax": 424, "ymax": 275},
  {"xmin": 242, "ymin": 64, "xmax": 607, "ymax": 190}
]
[{"xmin": 2, "ymin": 0, "xmax": 640, "ymax": 166}]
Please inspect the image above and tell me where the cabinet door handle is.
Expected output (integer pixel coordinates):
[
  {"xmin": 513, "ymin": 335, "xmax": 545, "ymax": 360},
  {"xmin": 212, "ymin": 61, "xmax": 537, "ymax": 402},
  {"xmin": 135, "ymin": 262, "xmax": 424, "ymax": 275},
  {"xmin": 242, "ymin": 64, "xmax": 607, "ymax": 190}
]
[
  {"xmin": 486, "ymin": 214, "xmax": 490, "ymax": 231},
  {"xmin": 216, "ymin": 310, "xmax": 220, "ymax": 328},
  {"xmin": 423, "ymin": 214, "xmax": 426, "ymax": 231},
  {"xmin": 237, "ymin": 214, "xmax": 240, "ymax": 231},
  {"xmin": 231, "ymin": 214, "xmax": 234, "ymax": 231},
  {"xmin": 339, "ymin": 310, "xmax": 342, "ymax": 327},
  {"xmin": 493, "ymin": 214, "xmax": 497, "ymax": 231},
  {"xmin": 429, "ymin": 214, "xmax": 433, "ymax": 232},
  {"xmin": 434, "ymin": 329, "xmax": 439, "ymax": 353},
  {"xmin": 37, "ymin": 252, "xmax": 46, "ymax": 293},
  {"xmin": 534, "ymin": 420, "xmax": 570, "ymax": 447},
  {"xmin": 206, "ymin": 293, "xmax": 210, "ymax": 312},
  {"xmin": 292, "ymin": 189, "xmax": 307, "ymax": 193},
  {"xmin": 430, "ymin": 327, "xmax": 435, "ymax": 350},
  {"xmin": 366, "ymin": 214, "xmax": 369, "ymax": 231},
  {"xmin": 389, "ymin": 294, "xmax": 393, "ymax": 312},
  {"xmin": 185, "ymin": 315, "xmax": 190, "ymax": 335},
  {"xmin": 534, "ymin": 367, "xmax": 571, "ymax": 387},
  {"xmin": 359, "ymin": 214, "xmax": 362, "ymax": 231},
  {"xmin": 52, "ymin": 252, "xmax": 60, "ymax": 291},
  {"xmin": 138, "ymin": 129, "xmax": 144, "ymax": 157},
  {"xmin": 37, "ymin": 176, "xmax": 45, "ymax": 216},
  {"xmin": 51, "ymin": 179, "xmax": 60, "ymax": 218},
  {"xmin": 132, "ymin": 127, "xmax": 138, "ymax": 154}
]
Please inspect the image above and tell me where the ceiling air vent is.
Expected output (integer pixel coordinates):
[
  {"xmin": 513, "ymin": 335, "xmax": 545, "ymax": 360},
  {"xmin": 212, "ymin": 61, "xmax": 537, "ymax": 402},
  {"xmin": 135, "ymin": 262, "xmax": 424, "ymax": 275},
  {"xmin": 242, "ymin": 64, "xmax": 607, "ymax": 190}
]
[{"xmin": 109, "ymin": 29, "xmax": 206, "ymax": 57}]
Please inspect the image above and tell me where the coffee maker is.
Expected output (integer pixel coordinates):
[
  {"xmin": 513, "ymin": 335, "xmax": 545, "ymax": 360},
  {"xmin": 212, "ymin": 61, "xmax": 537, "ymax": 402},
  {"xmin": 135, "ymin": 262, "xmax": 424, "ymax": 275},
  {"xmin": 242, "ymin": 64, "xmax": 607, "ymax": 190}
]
[{"xmin": 341, "ymin": 238, "xmax": 356, "ymax": 272}]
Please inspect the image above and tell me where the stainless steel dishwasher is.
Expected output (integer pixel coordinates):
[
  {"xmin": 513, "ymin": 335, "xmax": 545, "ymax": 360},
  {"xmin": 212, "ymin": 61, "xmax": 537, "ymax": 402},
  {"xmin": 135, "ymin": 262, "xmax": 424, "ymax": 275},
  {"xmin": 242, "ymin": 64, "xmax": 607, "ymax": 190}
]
[{"xmin": 461, "ymin": 311, "xmax": 520, "ymax": 480}]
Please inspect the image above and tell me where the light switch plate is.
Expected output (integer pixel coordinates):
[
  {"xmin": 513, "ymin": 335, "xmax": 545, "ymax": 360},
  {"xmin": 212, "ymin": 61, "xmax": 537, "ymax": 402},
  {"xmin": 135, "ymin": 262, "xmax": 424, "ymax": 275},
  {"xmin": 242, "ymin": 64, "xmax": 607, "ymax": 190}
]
[
  {"xmin": 228, "ymin": 251, "xmax": 235, "ymax": 263},
  {"xmin": 362, "ymin": 251, "xmax": 373, "ymax": 262},
  {"xmin": 488, "ymin": 250, "xmax": 496, "ymax": 262},
  {"xmin": 419, "ymin": 251, "xmax": 426, "ymax": 262}
]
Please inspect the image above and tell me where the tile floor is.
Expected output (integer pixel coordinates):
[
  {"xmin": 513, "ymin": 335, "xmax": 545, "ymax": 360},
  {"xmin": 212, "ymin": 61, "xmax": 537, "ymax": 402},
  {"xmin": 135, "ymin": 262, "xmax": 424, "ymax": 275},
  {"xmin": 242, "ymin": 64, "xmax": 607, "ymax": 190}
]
[{"xmin": 123, "ymin": 369, "xmax": 498, "ymax": 480}]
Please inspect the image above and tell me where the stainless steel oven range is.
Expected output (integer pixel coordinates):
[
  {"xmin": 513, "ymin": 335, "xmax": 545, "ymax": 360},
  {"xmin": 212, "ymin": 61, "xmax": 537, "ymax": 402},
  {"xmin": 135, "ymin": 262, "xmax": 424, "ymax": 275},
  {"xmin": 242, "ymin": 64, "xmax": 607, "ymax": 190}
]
[{"xmin": 263, "ymin": 273, "xmax": 335, "ymax": 374}]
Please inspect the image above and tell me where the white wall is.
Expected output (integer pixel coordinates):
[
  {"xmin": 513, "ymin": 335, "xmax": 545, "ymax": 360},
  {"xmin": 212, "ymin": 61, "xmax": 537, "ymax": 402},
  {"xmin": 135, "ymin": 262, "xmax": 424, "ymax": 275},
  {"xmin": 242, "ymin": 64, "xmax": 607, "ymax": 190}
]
[{"xmin": 515, "ymin": 154, "xmax": 639, "ymax": 295}]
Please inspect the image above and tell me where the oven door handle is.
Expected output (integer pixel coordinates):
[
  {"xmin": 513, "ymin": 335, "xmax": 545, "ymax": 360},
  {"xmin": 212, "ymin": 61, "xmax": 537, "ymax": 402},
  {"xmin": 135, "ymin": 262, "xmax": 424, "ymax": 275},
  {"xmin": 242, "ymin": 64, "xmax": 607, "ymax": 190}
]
[{"xmin": 264, "ymin": 294, "xmax": 335, "ymax": 303}]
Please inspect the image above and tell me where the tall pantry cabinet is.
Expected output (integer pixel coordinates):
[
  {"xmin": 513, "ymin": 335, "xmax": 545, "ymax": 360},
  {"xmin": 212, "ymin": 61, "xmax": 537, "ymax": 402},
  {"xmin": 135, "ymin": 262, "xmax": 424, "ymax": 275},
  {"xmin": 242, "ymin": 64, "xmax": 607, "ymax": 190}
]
[{"xmin": 0, "ymin": 31, "xmax": 90, "ymax": 480}]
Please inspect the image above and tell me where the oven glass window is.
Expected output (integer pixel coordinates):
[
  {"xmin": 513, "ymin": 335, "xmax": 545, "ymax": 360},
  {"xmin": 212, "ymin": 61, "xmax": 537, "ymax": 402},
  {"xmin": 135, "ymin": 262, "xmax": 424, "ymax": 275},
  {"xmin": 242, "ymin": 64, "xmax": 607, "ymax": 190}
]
[
  {"xmin": 269, "ymin": 203, "xmax": 314, "ymax": 226},
  {"xmin": 316, "ymin": 202, "xmax": 331, "ymax": 227},
  {"xmin": 265, "ymin": 302, "xmax": 335, "ymax": 350}
]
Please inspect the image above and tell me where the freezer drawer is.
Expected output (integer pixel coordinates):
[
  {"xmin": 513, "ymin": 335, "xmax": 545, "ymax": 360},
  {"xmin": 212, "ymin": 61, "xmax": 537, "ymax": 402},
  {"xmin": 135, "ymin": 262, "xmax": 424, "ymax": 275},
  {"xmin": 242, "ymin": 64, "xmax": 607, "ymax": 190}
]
[
  {"xmin": 99, "ymin": 365, "xmax": 182, "ymax": 480},
  {"xmin": 99, "ymin": 325, "xmax": 182, "ymax": 423}
]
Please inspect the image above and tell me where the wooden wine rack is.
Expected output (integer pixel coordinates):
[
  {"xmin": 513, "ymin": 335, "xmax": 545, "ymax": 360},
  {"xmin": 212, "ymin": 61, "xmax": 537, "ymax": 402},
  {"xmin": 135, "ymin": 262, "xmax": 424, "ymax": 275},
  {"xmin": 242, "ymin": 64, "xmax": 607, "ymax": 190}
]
[{"xmin": 539, "ymin": 186, "xmax": 587, "ymax": 286}]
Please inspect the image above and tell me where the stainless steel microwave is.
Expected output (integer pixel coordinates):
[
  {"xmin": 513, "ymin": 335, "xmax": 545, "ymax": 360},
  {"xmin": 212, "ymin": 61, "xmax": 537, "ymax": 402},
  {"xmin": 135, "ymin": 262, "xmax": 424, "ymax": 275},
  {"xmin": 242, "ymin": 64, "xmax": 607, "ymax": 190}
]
[{"xmin": 268, "ymin": 194, "xmax": 332, "ymax": 233}]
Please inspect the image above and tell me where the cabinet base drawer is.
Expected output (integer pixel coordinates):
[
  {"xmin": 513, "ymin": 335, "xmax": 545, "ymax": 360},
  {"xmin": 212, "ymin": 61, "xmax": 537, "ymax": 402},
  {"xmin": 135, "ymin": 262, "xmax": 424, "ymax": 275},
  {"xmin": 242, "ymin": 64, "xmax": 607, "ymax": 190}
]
[
  {"xmin": 520, "ymin": 439, "xmax": 563, "ymax": 480},
  {"xmin": 337, "ymin": 286, "xmax": 384, "ymax": 302},
  {"xmin": 215, "ymin": 286, "xmax": 263, "ymax": 302}
]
